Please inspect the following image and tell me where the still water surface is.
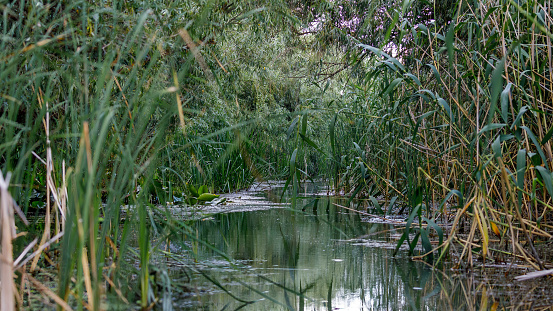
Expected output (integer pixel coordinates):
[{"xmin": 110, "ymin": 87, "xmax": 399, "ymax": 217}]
[{"xmin": 166, "ymin": 183, "xmax": 553, "ymax": 310}]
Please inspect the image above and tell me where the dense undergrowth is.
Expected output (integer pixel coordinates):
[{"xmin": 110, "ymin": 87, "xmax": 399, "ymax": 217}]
[
  {"xmin": 0, "ymin": 0, "xmax": 552, "ymax": 309},
  {"xmin": 326, "ymin": 0, "xmax": 553, "ymax": 269}
]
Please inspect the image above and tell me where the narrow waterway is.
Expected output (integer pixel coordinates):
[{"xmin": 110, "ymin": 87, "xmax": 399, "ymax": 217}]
[{"xmin": 159, "ymin": 182, "xmax": 553, "ymax": 310}]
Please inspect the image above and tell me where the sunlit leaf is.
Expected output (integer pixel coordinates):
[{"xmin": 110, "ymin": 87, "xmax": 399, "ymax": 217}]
[
  {"xmin": 197, "ymin": 193, "xmax": 219, "ymax": 201},
  {"xmin": 491, "ymin": 222, "xmax": 501, "ymax": 237}
]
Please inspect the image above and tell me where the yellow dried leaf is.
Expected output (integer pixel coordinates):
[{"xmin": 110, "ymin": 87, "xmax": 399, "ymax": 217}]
[{"xmin": 491, "ymin": 222, "xmax": 501, "ymax": 237}]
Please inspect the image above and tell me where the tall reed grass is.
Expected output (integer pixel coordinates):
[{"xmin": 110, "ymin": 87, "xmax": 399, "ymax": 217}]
[
  {"xmin": 0, "ymin": 0, "xmax": 266, "ymax": 309},
  {"xmin": 2, "ymin": 0, "xmax": 551, "ymax": 309},
  {"xmin": 0, "ymin": 0, "xmax": 318, "ymax": 308},
  {"xmin": 316, "ymin": 0, "xmax": 553, "ymax": 268}
]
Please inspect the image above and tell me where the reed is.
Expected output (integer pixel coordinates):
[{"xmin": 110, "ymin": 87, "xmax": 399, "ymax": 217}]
[
  {"xmin": 317, "ymin": 0, "xmax": 553, "ymax": 267},
  {"xmin": 1, "ymin": 172, "xmax": 15, "ymax": 311},
  {"xmin": 2, "ymin": 0, "xmax": 551, "ymax": 309},
  {"xmin": 0, "ymin": 0, "xmax": 318, "ymax": 308},
  {"xmin": 0, "ymin": 0, "xmax": 224, "ymax": 309}
]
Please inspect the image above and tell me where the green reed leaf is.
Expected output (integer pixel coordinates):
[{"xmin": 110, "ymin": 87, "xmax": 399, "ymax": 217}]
[
  {"xmin": 387, "ymin": 196, "xmax": 398, "ymax": 215},
  {"xmin": 511, "ymin": 106, "xmax": 529, "ymax": 130},
  {"xmin": 420, "ymin": 228, "xmax": 432, "ymax": 254},
  {"xmin": 479, "ymin": 123, "xmax": 506, "ymax": 134},
  {"xmin": 299, "ymin": 133, "xmax": 327, "ymax": 156},
  {"xmin": 405, "ymin": 73, "xmax": 421, "ymax": 86},
  {"xmin": 541, "ymin": 125, "xmax": 553, "ymax": 145},
  {"xmin": 437, "ymin": 98, "xmax": 452, "ymax": 121},
  {"xmin": 301, "ymin": 114, "xmax": 308, "ymax": 137},
  {"xmin": 369, "ymin": 196, "xmax": 384, "ymax": 214},
  {"xmin": 489, "ymin": 58, "xmax": 505, "ymax": 123},
  {"xmin": 329, "ymin": 113, "xmax": 338, "ymax": 158},
  {"xmin": 427, "ymin": 64, "xmax": 442, "ymax": 85},
  {"xmin": 286, "ymin": 116, "xmax": 300, "ymax": 141},
  {"xmin": 500, "ymin": 82, "xmax": 513, "ymax": 123},
  {"xmin": 423, "ymin": 217, "xmax": 443, "ymax": 247},
  {"xmin": 290, "ymin": 148, "xmax": 298, "ymax": 174},
  {"xmin": 535, "ymin": 166, "xmax": 553, "ymax": 199},
  {"xmin": 358, "ymin": 44, "xmax": 382, "ymax": 58},
  {"xmin": 446, "ymin": 21, "xmax": 455, "ymax": 68},
  {"xmin": 382, "ymin": 78, "xmax": 403, "ymax": 97},
  {"xmin": 492, "ymin": 136, "xmax": 502, "ymax": 159},
  {"xmin": 521, "ymin": 126, "xmax": 548, "ymax": 169},
  {"xmin": 385, "ymin": 11, "xmax": 400, "ymax": 44},
  {"xmin": 516, "ymin": 149, "xmax": 527, "ymax": 207},
  {"xmin": 394, "ymin": 204, "xmax": 420, "ymax": 256}
]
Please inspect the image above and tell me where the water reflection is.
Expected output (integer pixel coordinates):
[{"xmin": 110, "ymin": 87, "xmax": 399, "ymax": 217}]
[{"xmin": 169, "ymin": 191, "xmax": 553, "ymax": 310}]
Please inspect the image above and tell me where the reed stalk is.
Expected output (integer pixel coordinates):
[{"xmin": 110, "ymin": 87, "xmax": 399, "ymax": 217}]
[
  {"xmin": 316, "ymin": 0, "xmax": 553, "ymax": 268},
  {"xmin": 0, "ymin": 172, "xmax": 15, "ymax": 311}
]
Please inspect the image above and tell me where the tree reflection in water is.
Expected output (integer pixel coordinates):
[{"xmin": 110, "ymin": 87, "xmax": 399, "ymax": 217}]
[{"xmin": 166, "ymin": 190, "xmax": 553, "ymax": 310}]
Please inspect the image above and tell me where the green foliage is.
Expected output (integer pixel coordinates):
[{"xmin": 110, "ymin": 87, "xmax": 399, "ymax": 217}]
[
  {"xmin": 319, "ymin": 0, "xmax": 553, "ymax": 265},
  {"xmin": 3, "ymin": 0, "xmax": 553, "ymax": 308},
  {"xmin": 0, "ymin": 0, "xmax": 324, "ymax": 308},
  {"xmin": 184, "ymin": 183, "xmax": 219, "ymax": 204}
]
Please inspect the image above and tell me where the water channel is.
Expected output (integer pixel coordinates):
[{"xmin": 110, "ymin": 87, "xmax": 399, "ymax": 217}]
[{"xmin": 153, "ymin": 182, "xmax": 553, "ymax": 310}]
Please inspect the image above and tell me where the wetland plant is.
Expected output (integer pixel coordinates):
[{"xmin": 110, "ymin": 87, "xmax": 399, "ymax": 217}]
[{"xmin": 1, "ymin": 0, "xmax": 553, "ymax": 310}]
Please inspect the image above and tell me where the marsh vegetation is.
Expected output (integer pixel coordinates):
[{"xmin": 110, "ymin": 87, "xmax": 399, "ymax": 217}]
[{"xmin": 0, "ymin": 0, "xmax": 552, "ymax": 309}]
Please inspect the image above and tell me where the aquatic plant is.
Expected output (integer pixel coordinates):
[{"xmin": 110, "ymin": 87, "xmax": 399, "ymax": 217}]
[
  {"xmin": 0, "ymin": 0, "xmax": 305, "ymax": 309},
  {"xmin": 2, "ymin": 0, "xmax": 552, "ymax": 309},
  {"xmin": 317, "ymin": 0, "xmax": 553, "ymax": 268}
]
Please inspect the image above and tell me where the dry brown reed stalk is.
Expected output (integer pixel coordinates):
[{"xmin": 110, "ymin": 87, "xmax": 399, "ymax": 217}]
[
  {"xmin": 31, "ymin": 93, "xmax": 51, "ymax": 272},
  {"xmin": 79, "ymin": 122, "xmax": 96, "ymax": 310},
  {"xmin": 0, "ymin": 172, "xmax": 56, "ymax": 311},
  {"xmin": 380, "ymin": 0, "xmax": 553, "ymax": 269},
  {"xmin": 113, "ymin": 74, "xmax": 134, "ymax": 130},
  {"xmin": 515, "ymin": 268, "xmax": 553, "ymax": 281},
  {"xmin": 178, "ymin": 28, "xmax": 214, "ymax": 81},
  {"xmin": 172, "ymin": 70, "xmax": 186, "ymax": 132},
  {"xmin": 30, "ymin": 94, "xmax": 68, "ymax": 272},
  {"xmin": 59, "ymin": 160, "xmax": 67, "ymax": 235},
  {"xmin": 13, "ymin": 232, "xmax": 64, "ymax": 270},
  {"xmin": 24, "ymin": 273, "xmax": 72, "ymax": 311},
  {"xmin": 1, "ymin": 171, "xmax": 15, "ymax": 311},
  {"xmin": 103, "ymin": 273, "xmax": 129, "ymax": 304}
]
